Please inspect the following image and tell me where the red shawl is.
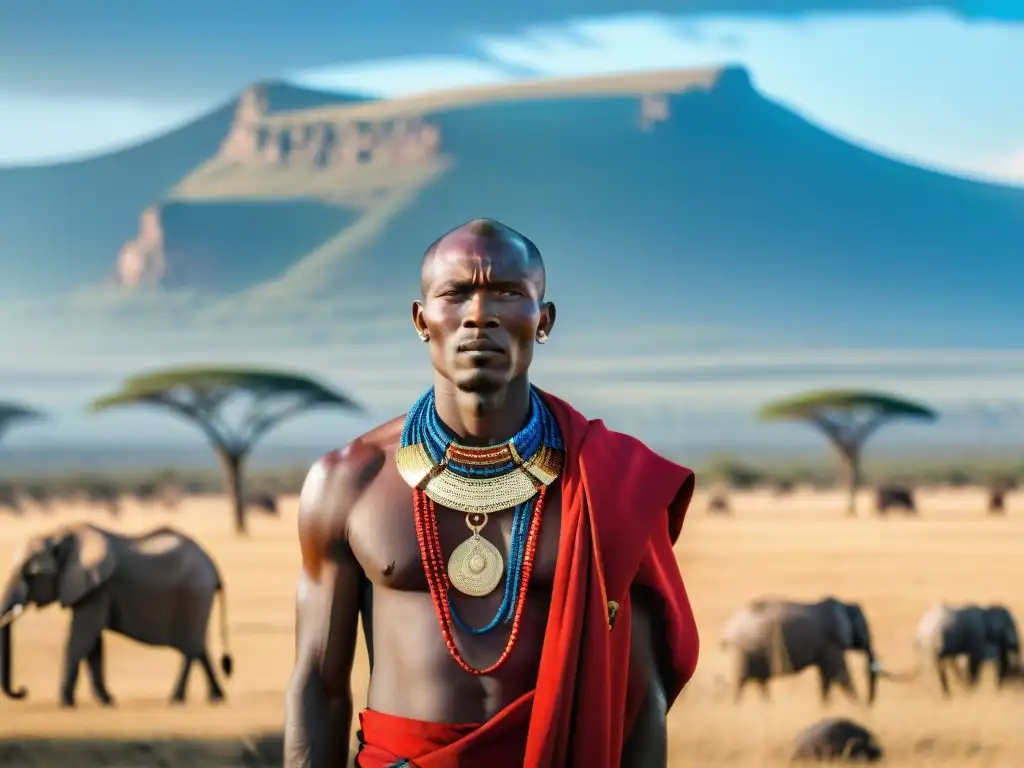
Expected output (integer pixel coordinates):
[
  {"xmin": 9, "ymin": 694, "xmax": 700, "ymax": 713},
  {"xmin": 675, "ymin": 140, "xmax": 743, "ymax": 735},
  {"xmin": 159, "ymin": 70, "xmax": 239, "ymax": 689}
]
[{"xmin": 357, "ymin": 391, "xmax": 698, "ymax": 767}]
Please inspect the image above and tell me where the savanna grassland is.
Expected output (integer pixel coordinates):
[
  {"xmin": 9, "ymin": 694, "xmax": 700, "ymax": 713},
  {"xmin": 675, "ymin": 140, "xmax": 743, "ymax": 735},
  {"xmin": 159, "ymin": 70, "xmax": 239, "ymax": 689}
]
[{"xmin": 0, "ymin": 487, "xmax": 1019, "ymax": 766}]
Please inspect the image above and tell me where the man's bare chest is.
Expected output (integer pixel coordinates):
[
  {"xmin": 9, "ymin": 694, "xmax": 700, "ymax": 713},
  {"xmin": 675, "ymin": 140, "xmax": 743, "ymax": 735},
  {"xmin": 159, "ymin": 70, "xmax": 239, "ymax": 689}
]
[{"xmin": 347, "ymin": 461, "xmax": 563, "ymax": 594}]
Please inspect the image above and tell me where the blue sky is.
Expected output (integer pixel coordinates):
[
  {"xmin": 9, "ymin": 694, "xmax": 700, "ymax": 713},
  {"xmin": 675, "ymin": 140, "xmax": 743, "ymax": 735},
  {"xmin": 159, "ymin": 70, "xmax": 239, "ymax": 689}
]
[
  {"xmin": 2, "ymin": 10, "xmax": 1023, "ymax": 188},
  {"xmin": 1, "ymin": 6, "xmax": 1022, "ymax": 456}
]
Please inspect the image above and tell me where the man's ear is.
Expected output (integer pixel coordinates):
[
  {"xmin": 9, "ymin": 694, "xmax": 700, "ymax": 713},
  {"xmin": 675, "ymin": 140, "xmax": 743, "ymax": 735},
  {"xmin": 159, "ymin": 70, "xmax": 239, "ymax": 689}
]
[
  {"xmin": 539, "ymin": 301, "xmax": 557, "ymax": 337},
  {"xmin": 412, "ymin": 300, "xmax": 427, "ymax": 336}
]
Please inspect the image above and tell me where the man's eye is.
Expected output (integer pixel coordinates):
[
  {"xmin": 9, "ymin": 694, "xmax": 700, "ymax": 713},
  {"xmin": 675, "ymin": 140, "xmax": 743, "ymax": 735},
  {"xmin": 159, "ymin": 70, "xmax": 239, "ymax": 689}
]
[{"xmin": 501, "ymin": 290, "xmax": 521, "ymax": 297}]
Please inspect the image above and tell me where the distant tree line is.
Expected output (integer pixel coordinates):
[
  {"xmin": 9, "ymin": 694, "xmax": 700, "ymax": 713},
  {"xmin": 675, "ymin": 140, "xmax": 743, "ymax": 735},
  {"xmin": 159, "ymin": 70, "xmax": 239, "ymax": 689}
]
[
  {"xmin": 1, "ymin": 456, "xmax": 1014, "ymax": 503},
  {"xmin": 697, "ymin": 454, "xmax": 1020, "ymax": 492},
  {"xmin": 5, "ymin": 373, "xmax": 1017, "ymax": 529}
]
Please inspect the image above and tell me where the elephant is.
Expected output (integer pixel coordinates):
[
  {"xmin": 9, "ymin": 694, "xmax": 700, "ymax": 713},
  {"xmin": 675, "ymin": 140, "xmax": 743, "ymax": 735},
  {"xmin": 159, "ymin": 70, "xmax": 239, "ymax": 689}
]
[
  {"xmin": 132, "ymin": 482, "xmax": 161, "ymax": 504},
  {"xmin": 720, "ymin": 596, "xmax": 913, "ymax": 705},
  {"xmin": 986, "ymin": 479, "xmax": 1017, "ymax": 515},
  {"xmin": 0, "ymin": 523, "xmax": 232, "ymax": 707},
  {"xmin": 791, "ymin": 718, "xmax": 883, "ymax": 763},
  {"xmin": 246, "ymin": 493, "xmax": 279, "ymax": 516},
  {"xmin": 706, "ymin": 491, "xmax": 731, "ymax": 516},
  {"xmin": 913, "ymin": 602, "xmax": 1023, "ymax": 696},
  {"xmin": 987, "ymin": 488, "xmax": 1007, "ymax": 514},
  {"xmin": 82, "ymin": 481, "xmax": 121, "ymax": 517},
  {"xmin": 772, "ymin": 480, "xmax": 795, "ymax": 497},
  {"xmin": 875, "ymin": 485, "xmax": 915, "ymax": 515}
]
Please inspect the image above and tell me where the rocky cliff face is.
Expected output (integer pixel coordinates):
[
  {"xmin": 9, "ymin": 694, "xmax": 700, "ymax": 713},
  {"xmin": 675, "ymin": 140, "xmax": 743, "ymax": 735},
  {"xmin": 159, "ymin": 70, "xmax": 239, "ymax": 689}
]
[
  {"xmin": 111, "ymin": 79, "xmax": 677, "ymax": 292},
  {"xmin": 115, "ymin": 84, "xmax": 448, "ymax": 290},
  {"xmin": 115, "ymin": 197, "xmax": 357, "ymax": 293},
  {"xmin": 218, "ymin": 84, "xmax": 442, "ymax": 168},
  {"xmin": 116, "ymin": 206, "xmax": 166, "ymax": 287}
]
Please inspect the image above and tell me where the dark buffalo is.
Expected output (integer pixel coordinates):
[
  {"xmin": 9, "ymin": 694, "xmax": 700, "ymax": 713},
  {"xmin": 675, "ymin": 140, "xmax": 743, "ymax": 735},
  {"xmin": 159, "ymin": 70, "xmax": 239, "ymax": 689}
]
[{"xmin": 792, "ymin": 718, "xmax": 883, "ymax": 763}]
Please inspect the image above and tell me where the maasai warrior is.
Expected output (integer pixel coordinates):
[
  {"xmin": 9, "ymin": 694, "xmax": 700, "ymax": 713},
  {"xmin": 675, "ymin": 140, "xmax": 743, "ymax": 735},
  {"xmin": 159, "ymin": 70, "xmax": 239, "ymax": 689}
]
[{"xmin": 284, "ymin": 219, "xmax": 699, "ymax": 768}]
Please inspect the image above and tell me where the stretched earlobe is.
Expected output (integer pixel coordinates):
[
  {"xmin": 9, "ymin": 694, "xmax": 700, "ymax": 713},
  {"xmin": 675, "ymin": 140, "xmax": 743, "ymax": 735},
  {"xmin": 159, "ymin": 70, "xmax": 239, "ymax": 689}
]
[{"xmin": 536, "ymin": 330, "xmax": 548, "ymax": 344}]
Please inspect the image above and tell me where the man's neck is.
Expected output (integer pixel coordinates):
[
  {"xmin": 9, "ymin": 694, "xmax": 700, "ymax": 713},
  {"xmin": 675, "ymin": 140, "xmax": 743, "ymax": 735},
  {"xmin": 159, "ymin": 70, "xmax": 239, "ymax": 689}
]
[{"xmin": 432, "ymin": 377, "xmax": 532, "ymax": 446}]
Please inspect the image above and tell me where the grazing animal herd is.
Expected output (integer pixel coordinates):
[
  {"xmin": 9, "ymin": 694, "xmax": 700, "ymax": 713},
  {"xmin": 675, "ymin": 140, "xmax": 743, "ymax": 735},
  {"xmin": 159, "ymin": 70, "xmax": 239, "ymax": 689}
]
[
  {"xmin": 707, "ymin": 482, "xmax": 1015, "ymax": 518},
  {"xmin": 720, "ymin": 596, "xmax": 1022, "ymax": 761},
  {"xmin": 704, "ymin": 481, "xmax": 1022, "ymax": 761},
  {"xmin": 721, "ymin": 597, "xmax": 1022, "ymax": 702},
  {"xmin": 0, "ymin": 480, "xmax": 1017, "ymax": 764}
]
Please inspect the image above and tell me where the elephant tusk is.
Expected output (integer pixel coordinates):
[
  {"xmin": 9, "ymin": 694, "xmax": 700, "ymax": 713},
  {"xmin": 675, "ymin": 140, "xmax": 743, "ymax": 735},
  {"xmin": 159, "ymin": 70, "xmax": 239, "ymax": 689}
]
[
  {"xmin": 871, "ymin": 658, "xmax": 921, "ymax": 682},
  {"xmin": 0, "ymin": 604, "xmax": 24, "ymax": 629}
]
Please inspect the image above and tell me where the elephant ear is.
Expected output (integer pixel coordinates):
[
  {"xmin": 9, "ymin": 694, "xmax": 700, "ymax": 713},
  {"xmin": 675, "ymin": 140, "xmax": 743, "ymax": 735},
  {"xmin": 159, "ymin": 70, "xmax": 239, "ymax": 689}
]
[
  {"xmin": 985, "ymin": 606, "xmax": 1017, "ymax": 645},
  {"xmin": 57, "ymin": 527, "xmax": 118, "ymax": 607},
  {"xmin": 825, "ymin": 600, "xmax": 855, "ymax": 648}
]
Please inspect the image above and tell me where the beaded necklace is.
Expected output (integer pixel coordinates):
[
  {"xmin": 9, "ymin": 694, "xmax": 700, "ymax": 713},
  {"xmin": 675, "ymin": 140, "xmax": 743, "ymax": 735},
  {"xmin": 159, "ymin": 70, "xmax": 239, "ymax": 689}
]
[{"xmin": 397, "ymin": 386, "xmax": 564, "ymax": 674}]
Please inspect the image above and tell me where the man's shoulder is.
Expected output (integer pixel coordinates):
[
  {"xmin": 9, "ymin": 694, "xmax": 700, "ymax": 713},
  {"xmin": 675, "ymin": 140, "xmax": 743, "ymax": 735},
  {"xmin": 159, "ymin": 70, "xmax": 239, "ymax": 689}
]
[
  {"xmin": 306, "ymin": 415, "xmax": 404, "ymax": 483},
  {"xmin": 297, "ymin": 416, "xmax": 405, "ymax": 535}
]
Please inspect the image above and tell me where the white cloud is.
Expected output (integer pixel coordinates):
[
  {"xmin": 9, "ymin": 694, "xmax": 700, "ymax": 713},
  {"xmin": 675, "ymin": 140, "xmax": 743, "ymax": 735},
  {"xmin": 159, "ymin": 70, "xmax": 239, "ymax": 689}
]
[
  {"xmin": 979, "ymin": 146, "xmax": 1024, "ymax": 182},
  {"xmin": 291, "ymin": 56, "xmax": 514, "ymax": 98},
  {"xmin": 0, "ymin": 95, "xmax": 216, "ymax": 166}
]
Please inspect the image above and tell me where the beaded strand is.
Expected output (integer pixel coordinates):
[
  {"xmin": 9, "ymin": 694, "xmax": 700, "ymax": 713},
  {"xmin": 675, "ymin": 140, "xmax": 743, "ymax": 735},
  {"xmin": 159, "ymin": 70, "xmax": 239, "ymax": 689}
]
[
  {"xmin": 402, "ymin": 387, "xmax": 557, "ymax": 477},
  {"xmin": 450, "ymin": 498, "xmax": 534, "ymax": 635},
  {"xmin": 413, "ymin": 486, "xmax": 548, "ymax": 675}
]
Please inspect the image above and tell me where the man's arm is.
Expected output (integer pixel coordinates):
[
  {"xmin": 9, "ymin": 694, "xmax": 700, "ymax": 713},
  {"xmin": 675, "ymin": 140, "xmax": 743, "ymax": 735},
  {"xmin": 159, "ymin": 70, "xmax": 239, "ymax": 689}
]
[
  {"xmin": 622, "ymin": 472, "xmax": 696, "ymax": 767},
  {"xmin": 620, "ymin": 585, "xmax": 670, "ymax": 768},
  {"xmin": 284, "ymin": 448, "xmax": 372, "ymax": 768}
]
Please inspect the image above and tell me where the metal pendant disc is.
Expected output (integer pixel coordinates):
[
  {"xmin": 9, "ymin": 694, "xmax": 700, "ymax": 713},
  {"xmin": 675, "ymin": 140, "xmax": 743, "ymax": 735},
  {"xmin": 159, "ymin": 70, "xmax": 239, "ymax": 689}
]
[{"xmin": 447, "ymin": 536, "xmax": 504, "ymax": 597}]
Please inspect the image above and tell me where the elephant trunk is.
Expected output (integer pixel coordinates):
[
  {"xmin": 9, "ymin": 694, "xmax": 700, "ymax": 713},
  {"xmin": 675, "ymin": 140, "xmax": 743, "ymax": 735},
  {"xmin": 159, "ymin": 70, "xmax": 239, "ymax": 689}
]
[
  {"xmin": 0, "ymin": 623, "xmax": 26, "ymax": 700},
  {"xmin": 997, "ymin": 646, "xmax": 1024, "ymax": 684},
  {"xmin": 850, "ymin": 605, "xmax": 878, "ymax": 705},
  {"xmin": 0, "ymin": 578, "xmax": 28, "ymax": 700},
  {"xmin": 865, "ymin": 647, "xmax": 878, "ymax": 704}
]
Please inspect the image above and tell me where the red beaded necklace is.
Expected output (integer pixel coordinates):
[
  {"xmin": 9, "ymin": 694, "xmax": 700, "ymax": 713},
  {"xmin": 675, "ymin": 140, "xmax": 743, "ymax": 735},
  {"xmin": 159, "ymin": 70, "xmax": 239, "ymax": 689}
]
[{"xmin": 413, "ymin": 485, "xmax": 549, "ymax": 675}]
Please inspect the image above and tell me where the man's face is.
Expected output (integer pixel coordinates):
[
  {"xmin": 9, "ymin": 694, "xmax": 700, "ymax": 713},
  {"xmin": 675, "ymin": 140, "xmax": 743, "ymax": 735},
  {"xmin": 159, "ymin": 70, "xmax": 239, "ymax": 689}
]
[{"xmin": 413, "ymin": 235, "xmax": 553, "ymax": 395}]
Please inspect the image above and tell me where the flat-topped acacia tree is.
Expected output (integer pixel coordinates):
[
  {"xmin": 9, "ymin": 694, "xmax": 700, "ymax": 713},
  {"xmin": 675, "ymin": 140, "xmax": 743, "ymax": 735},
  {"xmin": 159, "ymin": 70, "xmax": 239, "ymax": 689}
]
[
  {"xmin": 89, "ymin": 366, "xmax": 362, "ymax": 534},
  {"xmin": 758, "ymin": 390, "xmax": 938, "ymax": 517},
  {"xmin": 0, "ymin": 403, "xmax": 45, "ymax": 445}
]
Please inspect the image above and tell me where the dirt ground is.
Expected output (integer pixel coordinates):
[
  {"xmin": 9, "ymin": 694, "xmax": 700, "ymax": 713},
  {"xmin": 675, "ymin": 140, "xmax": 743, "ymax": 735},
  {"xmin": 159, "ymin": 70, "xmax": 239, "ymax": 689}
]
[{"xmin": 0, "ymin": 486, "xmax": 1019, "ymax": 766}]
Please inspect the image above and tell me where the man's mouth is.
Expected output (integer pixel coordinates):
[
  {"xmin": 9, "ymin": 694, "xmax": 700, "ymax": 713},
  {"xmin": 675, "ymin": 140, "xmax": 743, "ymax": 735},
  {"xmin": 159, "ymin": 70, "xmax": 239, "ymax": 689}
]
[{"xmin": 458, "ymin": 339, "xmax": 505, "ymax": 354}]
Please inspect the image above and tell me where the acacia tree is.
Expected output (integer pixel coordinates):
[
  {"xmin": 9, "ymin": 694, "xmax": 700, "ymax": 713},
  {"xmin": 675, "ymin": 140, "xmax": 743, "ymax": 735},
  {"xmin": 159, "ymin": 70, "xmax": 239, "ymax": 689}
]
[
  {"xmin": 89, "ymin": 367, "xmax": 361, "ymax": 534},
  {"xmin": 758, "ymin": 390, "xmax": 937, "ymax": 517},
  {"xmin": 0, "ymin": 403, "xmax": 45, "ymax": 445}
]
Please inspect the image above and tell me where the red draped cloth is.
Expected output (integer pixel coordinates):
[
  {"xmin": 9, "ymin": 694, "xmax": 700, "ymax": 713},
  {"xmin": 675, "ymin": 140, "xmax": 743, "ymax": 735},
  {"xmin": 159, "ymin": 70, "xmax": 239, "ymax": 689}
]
[{"xmin": 356, "ymin": 391, "xmax": 699, "ymax": 767}]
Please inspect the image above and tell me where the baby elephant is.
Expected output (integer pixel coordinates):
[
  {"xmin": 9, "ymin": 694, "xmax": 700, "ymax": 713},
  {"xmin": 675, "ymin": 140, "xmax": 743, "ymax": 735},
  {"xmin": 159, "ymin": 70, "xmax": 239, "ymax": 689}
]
[
  {"xmin": 914, "ymin": 602, "xmax": 1022, "ymax": 695},
  {"xmin": 792, "ymin": 718, "xmax": 883, "ymax": 763},
  {"xmin": 0, "ymin": 523, "xmax": 232, "ymax": 707}
]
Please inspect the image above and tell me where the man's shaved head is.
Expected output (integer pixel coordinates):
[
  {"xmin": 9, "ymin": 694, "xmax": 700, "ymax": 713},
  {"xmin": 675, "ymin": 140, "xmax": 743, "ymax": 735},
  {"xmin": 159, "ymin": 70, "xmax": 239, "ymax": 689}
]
[
  {"xmin": 420, "ymin": 218, "xmax": 546, "ymax": 298},
  {"xmin": 412, "ymin": 217, "xmax": 556, "ymax": 401}
]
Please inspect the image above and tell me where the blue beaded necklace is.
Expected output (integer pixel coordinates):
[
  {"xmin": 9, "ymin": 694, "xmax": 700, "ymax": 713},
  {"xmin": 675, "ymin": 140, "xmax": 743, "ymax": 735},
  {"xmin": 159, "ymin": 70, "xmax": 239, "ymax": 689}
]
[{"xmin": 398, "ymin": 386, "xmax": 564, "ymax": 635}]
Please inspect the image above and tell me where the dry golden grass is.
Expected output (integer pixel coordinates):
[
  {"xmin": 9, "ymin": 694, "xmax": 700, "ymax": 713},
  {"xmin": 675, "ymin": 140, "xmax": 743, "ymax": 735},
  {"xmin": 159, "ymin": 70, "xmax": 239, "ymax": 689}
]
[{"xmin": 0, "ymin": 486, "xmax": 1019, "ymax": 766}]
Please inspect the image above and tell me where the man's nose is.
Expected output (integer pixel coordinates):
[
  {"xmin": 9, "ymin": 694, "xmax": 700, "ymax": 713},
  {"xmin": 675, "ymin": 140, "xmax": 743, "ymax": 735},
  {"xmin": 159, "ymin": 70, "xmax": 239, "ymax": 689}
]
[{"xmin": 462, "ymin": 292, "xmax": 499, "ymax": 328}]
